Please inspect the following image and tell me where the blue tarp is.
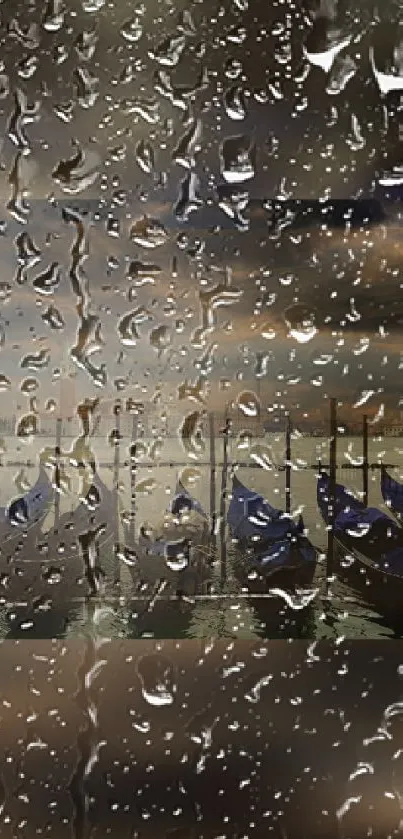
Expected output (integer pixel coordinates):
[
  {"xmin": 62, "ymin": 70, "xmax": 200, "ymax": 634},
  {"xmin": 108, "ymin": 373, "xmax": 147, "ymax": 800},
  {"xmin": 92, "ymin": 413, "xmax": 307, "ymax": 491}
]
[
  {"xmin": 317, "ymin": 472, "xmax": 403, "ymax": 574},
  {"xmin": 227, "ymin": 474, "xmax": 305, "ymax": 543},
  {"xmin": 170, "ymin": 479, "xmax": 208, "ymax": 519},
  {"xmin": 381, "ymin": 468, "xmax": 403, "ymax": 516},
  {"xmin": 317, "ymin": 473, "xmax": 365, "ymax": 526},
  {"xmin": 6, "ymin": 467, "xmax": 53, "ymax": 527}
]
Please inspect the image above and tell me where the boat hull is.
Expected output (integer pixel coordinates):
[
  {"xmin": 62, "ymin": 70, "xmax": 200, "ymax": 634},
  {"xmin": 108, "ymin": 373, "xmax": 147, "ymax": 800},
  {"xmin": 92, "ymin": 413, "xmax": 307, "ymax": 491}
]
[
  {"xmin": 333, "ymin": 534, "xmax": 403, "ymax": 630},
  {"xmin": 234, "ymin": 551, "xmax": 317, "ymax": 594},
  {"xmin": 232, "ymin": 545, "xmax": 317, "ymax": 639}
]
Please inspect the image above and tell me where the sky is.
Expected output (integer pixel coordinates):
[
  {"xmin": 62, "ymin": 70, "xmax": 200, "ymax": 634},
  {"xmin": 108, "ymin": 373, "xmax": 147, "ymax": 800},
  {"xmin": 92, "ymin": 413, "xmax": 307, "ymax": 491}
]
[{"xmin": 0, "ymin": 0, "xmax": 403, "ymax": 427}]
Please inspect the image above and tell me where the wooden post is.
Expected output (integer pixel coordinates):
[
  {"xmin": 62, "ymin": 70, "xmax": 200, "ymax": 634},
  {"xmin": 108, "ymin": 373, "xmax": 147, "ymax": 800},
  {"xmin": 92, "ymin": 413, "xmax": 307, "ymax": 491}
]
[
  {"xmin": 209, "ymin": 412, "xmax": 216, "ymax": 562},
  {"xmin": 219, "ymin": 412, "xmax": 231, "ymax": 587},
  {"xmin": 113, "ymin": 402, "xmax": 121, "ymax": 588},
  {"xmin": 327, "ymin": 398, "xmax": 337, "ymax": 590},
  {"xmin": 130, "ymin": 414, "xmax": 137, "ymax": 546},
  {"xmin": 285, "ymin": 414, "xmax": 291, "ymax": 515},
  {"xmin": 362, "ymin": 413, "xmax": 369, "ymax": 507},
  {"xmin": 54, "ymin": 416, "xmax": 62, "ymax": 531}
]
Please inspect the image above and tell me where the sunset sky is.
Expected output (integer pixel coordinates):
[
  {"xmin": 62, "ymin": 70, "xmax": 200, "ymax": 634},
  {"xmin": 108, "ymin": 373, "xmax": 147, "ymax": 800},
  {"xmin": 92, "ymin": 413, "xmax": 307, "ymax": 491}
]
[{"xmin": 0, "ymin": 0, "xmax": 402, "ymax": 427}]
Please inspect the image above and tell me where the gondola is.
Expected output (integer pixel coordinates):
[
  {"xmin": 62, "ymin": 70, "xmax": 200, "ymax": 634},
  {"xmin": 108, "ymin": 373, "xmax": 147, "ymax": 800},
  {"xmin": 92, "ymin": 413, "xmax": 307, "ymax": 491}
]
[
  {"xmin": 2, "ymin": 468, "xmax": 117, "ymax": 637},
  {"xmin": 1, "ymin": 466, "xmax": 53, "ymax": 541},
  {"xmin": 121, "ymin": 477, "xmax": 212, "ymax": 638},
  {"xmin": 317, "ymin": 470, "xmax": 403, "ymax": 626},
  {"xmin": 227, "ymin": 474, "xmax": 318, "ymax": 590},
  {"xmin": 380, "ymin": 465, "xmax": 403, "ymax": 525}
]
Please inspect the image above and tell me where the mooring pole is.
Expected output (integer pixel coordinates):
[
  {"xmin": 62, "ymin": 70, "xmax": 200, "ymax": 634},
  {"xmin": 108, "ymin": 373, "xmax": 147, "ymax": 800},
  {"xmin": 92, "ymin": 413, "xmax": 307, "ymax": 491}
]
[
  {"xmin": 362, "ymin": 413, "xmax": 369, "ymax": 507},
  {"xmin": 54, "ymin": 416, "xmax": 62, "ymax": 531},
  {"xmin": 129, "ymin": 414, "xmax": 137, "ymax": 547},
  {"xmin": 285, "ymin": 413, "xmax": 291, "ymax": 515},
  {"xmin": 113, "ymin": 401, "xmax": 121, "ymax": 589},
  {"xmin": 327, "ymin": 398, "xmax": 337, "ymax": 592},
  {"xmin": 219, "ymin": 412, "xmax": 231, "ymax": 587},
  {"xmin": 209, "ymin": 412, "xmax": 217, "ymax": 563}
]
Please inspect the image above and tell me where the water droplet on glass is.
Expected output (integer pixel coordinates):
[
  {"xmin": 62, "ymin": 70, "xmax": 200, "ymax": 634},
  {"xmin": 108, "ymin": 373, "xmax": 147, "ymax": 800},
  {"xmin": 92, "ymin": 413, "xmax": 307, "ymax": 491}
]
[
  {"xmin": 135, "ymin": 140, "xmax": 155, "ymax": 174},
  {"xmin": 220, "ymin": 134, "xmax": 255, "ymax": 183},
  {"xmin": 120, "ymin": 17, "xmax": 143, "ymax": 43},
  {"xmin": 42, "ymin": 305, "xmax": 65, "ymax": 330},
  {"xmin": 20, "ymin": 377, "xmax": 39, "ymax": 395},
  {"xmin": 130, "ymin": 216, "xmax": 168, "ymax": 248},
  {"xmin": 284, "ymin": 304, "xmax": 318, "ymax": 344},
  {"xmin": 224, "ymin": 84, "xmax": 247, "ymax": 120},
  {"xmin": 32, "ymin": 262, "xmax": 62, "ymax": 295},
  {"xmin": 237, "ymin": 390, "xmax": 260, "ymax": 417},
  {"xmin": 16, "ymin": 413, "xmax": 38, "ymax": 438},
  {"xmin": 136, "ymin": 654, "xmax": 176, "ymax": 707}
]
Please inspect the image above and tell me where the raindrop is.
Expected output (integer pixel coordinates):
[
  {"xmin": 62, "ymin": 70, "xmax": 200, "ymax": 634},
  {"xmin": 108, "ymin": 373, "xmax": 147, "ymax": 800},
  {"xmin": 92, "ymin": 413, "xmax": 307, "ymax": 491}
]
[
  {"xmin": 0, "ymin": 375, "xmax": 11, "ymax": 392},
  {"xmin": 150, "ymin": 324, "xmax": 172, "ymax": 356},
  {"xmin": 149, "ymin": 35, "xmax": 187, "ymax": 66},
  {"xmin": 42, "ymin": 305, "xmax": 64, "ymax": 330},
  {"xmin": 120, "ymin": 17, "xmax": 143, "ymax": 43},
  {"xmin": 129, "ymin": 216, "xmax": 168, "ymax": 248},
  {"xmin": 224, "ymin": 85, "xmax": 247, "ymax": 120},
  {"xmin": 20, "ymin": 349, "xmax": 50, "ymax": 370},
  {"xmin": 42, "ymin": 0, "xmax": 65, "ymax": 32},
  {"xmin": 179, "ymin": 411, "xmax": 205, "ymax": 458},
  {"xmin": 32, "ymin": 262, "xmax": 61, "ymax": 295},
  {"xmin": 74, "ymin": 67, "xmax": 99, "ymax": 109},
  {"xmin": 268, "ymin": 587, "xmax": 319, "ymax": 610},
  {"xmin": 136, "ymin": 654, "xmax": 176, "ymax": 707},
  {"xmin": 174, "ymin": 172, "xmax": 203, "ymax": 221},
  {"xmin": 16, "ymin": 413, "xmax": 38, "ymax": 438},
  {"xmin": 237, "ymin": 390, "xmax": 260, "ymax": 417},
  {"xmin": 135, "ymin": 140, "xmax": 155, "ymax": 174},
  {"xmin": 52, "ymin": 144, "xmax": 100, "ymax": 193},
  {"xmin": 42, "ymin": 567, "xmax": 62, "ymax": 585},
  {"xmin": 220, "ymin": 134, "xmax": 255, "ymax": 183},
  {"xmin": 117, "ymin": 307, "xmax": 153, "ymax": 346},
  {"xmin": 283, "ymin": 304, "xmax": 318, "ymax": 344},
  {"xmin": 20, "ymin": 377, "xmax": 39, "ymax": 395}
]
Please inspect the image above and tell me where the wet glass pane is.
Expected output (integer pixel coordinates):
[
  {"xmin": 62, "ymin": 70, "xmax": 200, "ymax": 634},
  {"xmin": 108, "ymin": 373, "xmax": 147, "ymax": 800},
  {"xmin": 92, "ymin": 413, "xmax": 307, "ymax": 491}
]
[{"xmin": 2, "ymin": 2, "xmax": 403, "ymax": 838}]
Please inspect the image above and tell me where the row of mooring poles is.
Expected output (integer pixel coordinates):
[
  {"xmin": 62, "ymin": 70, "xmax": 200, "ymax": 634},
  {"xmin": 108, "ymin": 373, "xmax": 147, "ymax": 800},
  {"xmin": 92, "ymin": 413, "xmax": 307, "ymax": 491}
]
[
  {"xmin": 111, "ymin": 404, "xmax": 229, "ymax": 588},
  {"xmin": 326, "ymin": 399, "xmax": 369, "ymax": 590}
]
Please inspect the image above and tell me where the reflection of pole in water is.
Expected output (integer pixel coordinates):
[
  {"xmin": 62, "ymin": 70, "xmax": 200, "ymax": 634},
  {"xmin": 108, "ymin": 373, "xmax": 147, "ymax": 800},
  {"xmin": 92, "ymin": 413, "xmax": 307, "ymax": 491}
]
[
  {"xmin": 69, "ymin": 598, "xmax": 107, "ymax": 839},
  {"xmin": 112, "ymin": 402, "xmax": 121, "ymax": 591},
  {"xmin": 208, "ymin": 413, "xmax": 216, "ymax": 564},
  {"xmin": 219, "ymin": 412, "xmax": 231, "ymax": 587},
  {"xmin": 130, "ymin": 414, "xmax": 137, "ymax": 546}
]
